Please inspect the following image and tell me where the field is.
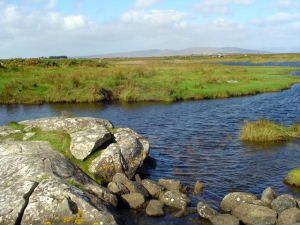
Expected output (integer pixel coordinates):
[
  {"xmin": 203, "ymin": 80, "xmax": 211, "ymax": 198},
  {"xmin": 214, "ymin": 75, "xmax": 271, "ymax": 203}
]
[{"xmin": 0, "ymin": 54, "xmax": 299, "ymax": 104}]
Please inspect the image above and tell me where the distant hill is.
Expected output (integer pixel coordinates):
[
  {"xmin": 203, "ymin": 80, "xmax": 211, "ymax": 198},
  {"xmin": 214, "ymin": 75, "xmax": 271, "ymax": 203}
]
[{"xmin": 85, "ymin": 47, "xmax": 268, "ymax": 58}]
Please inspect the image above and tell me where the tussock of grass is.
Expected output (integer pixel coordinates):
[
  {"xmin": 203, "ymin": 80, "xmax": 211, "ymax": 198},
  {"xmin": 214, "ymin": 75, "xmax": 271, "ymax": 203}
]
[
  {"xmin": 241, "ymin": 120, "xmax": 300, "ymax": 143},
  {"xmin": 0, "ymin": 55, "xmax": 299, "ymax": 104},
  {"xmin": 285, "ymin": 168, "xmax": 300, "ymax": 187}
]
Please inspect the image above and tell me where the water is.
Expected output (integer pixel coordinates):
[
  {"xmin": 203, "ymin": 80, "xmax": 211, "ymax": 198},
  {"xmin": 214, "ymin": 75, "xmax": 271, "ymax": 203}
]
[
  {"xmin": 221, "ymin": 61, "xmax": 300, "ymax": 67},
  {"xmin": 1, "ymin": 66, "xmax": 300, "ymax": 225}
]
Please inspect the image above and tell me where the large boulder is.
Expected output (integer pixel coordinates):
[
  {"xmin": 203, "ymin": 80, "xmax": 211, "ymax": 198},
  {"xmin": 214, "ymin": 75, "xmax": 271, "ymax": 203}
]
[
  {"xmin": 277, "ymin": 208, "xmax": 300, "ymax": 225},
  {"xmin": 0, "ymin": 141, "xmax": 118, "ymax": 225},
  {"xmin": 221, "ymin": 192, "xmax": 258, "ymax": 212},
  {"xmin": 211, "ymin": 214, "xmax": 240, "ymax": 225},
  {"xmin": 271, "ymin": 194, "xmax": 297, "ymax": 213},
  {"xmin": 20, "ymin": 117, "xmax": 114, "ymax": 160},
  {"xmin": 232, "ymin": 203, "xmax": 277, "ymax": 225},
  {"xmin": 160, "ymin": 190, "xmax": 191, "ymax": 210},
  {"xmin": 89, "ymin": 128, "xmax": 149, "ymax": 182}
]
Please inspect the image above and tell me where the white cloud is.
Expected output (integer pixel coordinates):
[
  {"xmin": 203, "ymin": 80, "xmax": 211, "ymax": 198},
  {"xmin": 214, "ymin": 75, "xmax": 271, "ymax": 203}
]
[
  {"xmin": 276, "ymin": 0, "xmax": 300, "ymax": 9},
  {"xmin": 196, "ymin": 0, "xmax": 255, "ymax": 15},
  {"xmin": 63, "ymin": 15, "xmax": 87, "ymax": 30},
  {"xmin": 134, "ymin": 0, "xmax": 163, "ymax": 9}
]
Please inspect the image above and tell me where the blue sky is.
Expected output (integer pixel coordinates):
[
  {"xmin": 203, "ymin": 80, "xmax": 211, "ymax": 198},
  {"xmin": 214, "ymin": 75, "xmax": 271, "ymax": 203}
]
[{"xmin": 1, "ymin": 0, "xmax": 300, "ymax": 58}]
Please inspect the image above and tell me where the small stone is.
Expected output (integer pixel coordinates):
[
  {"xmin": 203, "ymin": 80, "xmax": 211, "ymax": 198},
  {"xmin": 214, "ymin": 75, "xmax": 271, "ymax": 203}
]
[
  {"xmin": 141, "ymin": 179, "xmax": 164, "ymax": 199},
  {"xmin": 271, "ymin": 194, "xmax": 297, "ymax": 213},
  {"xmin": 197, "ymin": 201, "xmax": 217, "ymax": 221},
  {"xmin": 135, "ymin": 174, "xmax": 142, "ymax": 183},
  {"xmin": 211, "ymin": 214, "xmax": 240, "ymax": 225},
  {"xmin": 113, "ymin": 173, "xmax": 130, "ymax": 184},
  {"xmin": 160, "ymin": 190, "xmax": 191, "ymax": 210},
  {"xmin": 261, "ymin": 187, "xmax": 277, "ymax": 206},
  {"xmin": 107, "ymin": 182, "xmax": 129, "ymax": 195},
  {"xmin": 220, "ymin": 192, "xmax": 258, "ymax": 212},
  {"xmin": 277, "ymin": 208, "xmax": 300, "ymax": 225},
  {"xmin": 146, "ymin": 200, "xmax": 164, "ymax": 217},
  {"xmin": 121, "ymin": 193, "xmax": 145, "ymax": 209},
  {"xmin": 194, "ymin": 180, "xmax": 204, "ymax": 195},
  {"xmin": 158, "ymin": 179, "xmax": 181, "ymax": 191},
  {"xmin": 124, "ymin": 181, "xmax": 149, "ymax": 197}
]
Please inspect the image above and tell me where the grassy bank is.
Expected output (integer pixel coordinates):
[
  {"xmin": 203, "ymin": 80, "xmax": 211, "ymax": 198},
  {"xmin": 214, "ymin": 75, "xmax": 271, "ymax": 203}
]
[
  {"xmin": 0, "ymin": 55, "xmax": 299, "ymax": 104},
  {"xmin": 285, "ymin": 168, "xmax": 300, "ymax": 187},
  {"xmin": 241, "ymin": 120, "xmax": 300, "ymax": 143}
]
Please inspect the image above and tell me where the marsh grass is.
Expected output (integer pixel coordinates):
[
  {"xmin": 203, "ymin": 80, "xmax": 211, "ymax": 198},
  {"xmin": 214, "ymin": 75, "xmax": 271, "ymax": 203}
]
[
  {"xmin": 0, "ymin": 56, "xmax": 299, "ymax": 104},
  {"xmin": 241, "ymin": 120, "xmax": 300, "ymax": 143}
]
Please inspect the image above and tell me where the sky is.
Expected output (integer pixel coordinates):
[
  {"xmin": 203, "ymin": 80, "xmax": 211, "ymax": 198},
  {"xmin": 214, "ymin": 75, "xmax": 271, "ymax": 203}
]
[{"xmin": 1, "ymin": 0, "xmax": 300, "ymax": 58}]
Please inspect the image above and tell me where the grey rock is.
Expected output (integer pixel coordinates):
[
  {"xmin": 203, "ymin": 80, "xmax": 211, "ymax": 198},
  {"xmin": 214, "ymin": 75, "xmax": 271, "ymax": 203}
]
[
  {"xmin": 271, "ymin": 194, "xmax": 297, "ymax": 213},
  {"xmin": 160, "ymin": 190, "xmax": 191, "ymax": 210},
  {"xmin": 121, "ymin": 193, "xmax": 145, "ymax": 209},
  {"xmin": 113, "ymin": 173, "xmax": 131, "ymax": 184},
  {"xmin": 194, "ymin": 180, "xmax": 204, "ymax": 195},
  {"xmin": 142, "ymin": 179, "xmax": 164, "ymax": 198},
  {"xmin": 232, "ymin": 203, "xmax": 277, "ymax": 225},
  {"xmin": 197, "ymin": 201, "xmax": 217, "ymax": 221},
  {"xmin": 0, "ymin": 141, "xmax": 118, "ymax": 225},
  {"xmin": 221, "ymin": 192, "xmax": 258, "ymax": 212},
  {"xmin": 277, "ymin": 208, "xmax": 300, "ymax": 225},
  {"xmin": 23, "ymin": 132, "xmax": 35, "ymax": 141},
  {"xmin": 261, "ymin": 187, "xmax": 277, "ymax": 207},
  {"xmin": 108, "ymin": 182, "xmax": 129, "ymax": 195},
  {"xmin": 211, "ymin": 214, "xmax": 240, "ymax": 225},
  {"xmin": 158, "ymin": 179, "xmax": 181, "ymax": 191},
  {"xmin": 89, "ymin": 128, "xmax": 149, "ymax": 181},
  {"xmin": 146, "ymin": 200, "xmax": 164, "ymax": 217},
  {"xmin": 70, "ymin": 124, "xmax": 112, "ymax": 160},
  {"xmin": 0, "ymin": 126, "xmax": 21, "ymax": 138},
  {"xmin": 253, "ymin": 200, "xmax": 266, "ymax": 206}
]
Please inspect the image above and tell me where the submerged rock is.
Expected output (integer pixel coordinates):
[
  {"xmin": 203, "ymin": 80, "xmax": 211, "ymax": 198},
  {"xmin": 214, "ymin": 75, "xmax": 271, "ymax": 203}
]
[
  {"xmin": 220, "ymin": 192, "xmax": 258, "ymax": 212},
  {"xmin": 0, "ymin": 141, "xmax": 118, "ymax": 225},
  {"xmin": 232, "ymin": 203, "xmax": 277, "ymax": 225},
  {"xmin": 211, "ymin": 214, "xmax": 240, "ymax": 225},
  {"xmin": 146, "ymin": 200, "xmax": 164, "ymax": 217},
  {"xmin": 271, "ymin": 194, "xmax": 297, "ymax": 213}
]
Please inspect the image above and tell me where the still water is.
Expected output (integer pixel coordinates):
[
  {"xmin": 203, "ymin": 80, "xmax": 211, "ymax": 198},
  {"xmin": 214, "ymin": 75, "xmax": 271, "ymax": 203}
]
[{"xmin": 1, "ymin": 67, "xmax": 300, "ymax": 224}]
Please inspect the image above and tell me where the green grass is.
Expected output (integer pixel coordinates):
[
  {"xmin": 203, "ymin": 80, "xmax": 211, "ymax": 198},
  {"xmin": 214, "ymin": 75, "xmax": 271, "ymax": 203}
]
[
  {"xmin": 0, "ymin": 55, "xmax": 299, "ymax": 104},
  {"xmin": 285, "ymin": 168, "xmax": 300, "ymax": 187},
  {"xmin": 7, "ymin": 121, "xmax": 26, "ymax": 130},
  {"xmin": 241, "ymin": 120, "xmax": 300, "ymax": 143}
]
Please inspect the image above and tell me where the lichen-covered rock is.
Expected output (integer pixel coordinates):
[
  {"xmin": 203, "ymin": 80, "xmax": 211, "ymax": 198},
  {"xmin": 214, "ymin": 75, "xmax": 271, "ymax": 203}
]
[
  {"xmin": 197, "ymin": 201, "xmax": 217, "ymax": 221},
  {"xmin": 211, "ymin": 214, "xmax": 240, "ymax": 225},
  {"xmin": 277, "ymin": 208, "xmax": 300, "ymax": 225},
  {"xmin": 221, "ymin": 192, "xmax": 258, "ymax": 212},
  {"xmin": 89, "ymin": 128, "xmax": 149, "ymax": 182},
  {"xmin": 121, "ymin": 193, "xmax": 145, "ymax": 209},
  {"xmin": 271, "ymin": 194, "xmax": 297, "ymax": 213},
  {"xmin": 261, "ymin": 187, "xmax": 277, "ymax": 207},
  {"xmin": 160, "ymin": 190, "xmax": 191, "ymax": 210},
  {"xmin": 70, "ymin": 124, "xmax": 112, "ymax": 160},
  {"xmin": 232, "ymin": 203, "xmax": 277, "ymax": 225},
  {"xmin": 0, "ymin": 141, "xmax": 118, "ymax": 225},
  {"xmin": 146, "ymin": 200, "xmax": 164, "ymax": 217},
  {"xmin": 142, "ymin": 179, "xmax": 164, "ymax": 198},
  {"xmin": 158, "ymin": 178, "xmax": 181, "ymax": 191}
]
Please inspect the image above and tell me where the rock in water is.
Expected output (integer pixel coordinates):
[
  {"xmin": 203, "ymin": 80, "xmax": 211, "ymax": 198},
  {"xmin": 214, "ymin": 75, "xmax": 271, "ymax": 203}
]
[
  {"xmin": 89, "ymin": 128, "xmax": 149, "ymax": 182},
  {"xmin": 197, "ymin": 201, "xmax": 217, "ymax": 221},
  {"xmin": 146, "ymin": 200, "xmax": 164, "ymax": 217},
  {"xmin": 211, "ymin": 214, "xmax": 240, "ymax": 225},
  {"xmin": 277, "ymin": 208, "xmax": 300, "ymax": 225},
  {"xmin": 220, "ymin": 192, "xmax": 258, "ymax": 212},
  {"xmin": 194, "ymin": 180, "xmax": 204, "ymax": 195},
  {"xmin": 121, "ymin": 193, "xmax": 145, "ymax": 209},
  {"xmin": 261, "ymin": 187, "xmax": 277, "ymax": 206},
  {"xmin": 232, "ymin": 203, "xmax": 277, "ymax": 225},
  {"xmin": 160, "ymin": 190, "xmax": 191, "ymax": 210},
  {"xmin": 271, "ymin": 194, "xmax": 297, "ymax": 213},
  {"xmin": 0, "ymin": 141, "xmax": 118, "ymax": 225}
]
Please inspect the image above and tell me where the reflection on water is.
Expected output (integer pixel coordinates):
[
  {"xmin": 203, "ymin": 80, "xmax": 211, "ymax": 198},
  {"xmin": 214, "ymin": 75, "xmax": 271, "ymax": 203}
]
[{"xmin": 1, "ymin": 76, "xmax": 300, "ymax": 225}]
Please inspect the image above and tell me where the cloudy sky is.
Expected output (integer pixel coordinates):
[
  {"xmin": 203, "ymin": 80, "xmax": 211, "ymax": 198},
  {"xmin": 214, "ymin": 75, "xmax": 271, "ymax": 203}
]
[{"xmin": 1, "ymin": 0, "xmax": 300, "ymax": 58}]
